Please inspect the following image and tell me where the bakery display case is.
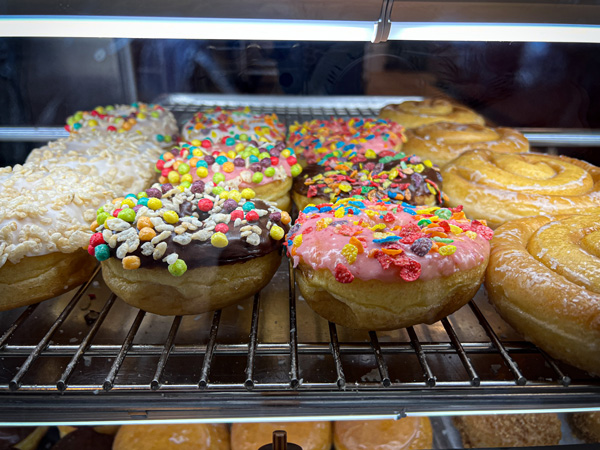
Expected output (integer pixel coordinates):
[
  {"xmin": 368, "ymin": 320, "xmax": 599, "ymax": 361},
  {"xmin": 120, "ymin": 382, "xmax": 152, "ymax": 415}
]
[{"xmin": 1, "ymin": 1, "xmax": 600, "ymax": 448}]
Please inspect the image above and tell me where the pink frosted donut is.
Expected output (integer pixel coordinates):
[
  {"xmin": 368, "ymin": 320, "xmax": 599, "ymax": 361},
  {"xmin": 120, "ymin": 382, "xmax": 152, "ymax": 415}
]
[
  {"xmin": 287, "ymin": 199, "xmax": 492, "ymax": 330},
  {"xmin": 182, "ymin": 107, "xmax": 286, "ymax": 144},
  {"xmin": 288, "ymin": 118, "xmax": 406, "ymax": 165}
]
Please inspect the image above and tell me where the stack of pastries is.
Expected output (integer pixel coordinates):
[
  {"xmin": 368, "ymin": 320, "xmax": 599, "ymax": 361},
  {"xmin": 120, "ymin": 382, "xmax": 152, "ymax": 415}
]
[{"xmin": 1, "ymin": 98, "xmax": 599, "ymax": 379}]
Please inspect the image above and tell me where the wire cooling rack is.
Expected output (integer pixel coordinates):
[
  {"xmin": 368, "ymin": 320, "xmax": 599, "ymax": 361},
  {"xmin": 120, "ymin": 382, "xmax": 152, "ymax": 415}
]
[{"xmin": 0, "ymin": 95, "xmax": 598, "ymax": 424}]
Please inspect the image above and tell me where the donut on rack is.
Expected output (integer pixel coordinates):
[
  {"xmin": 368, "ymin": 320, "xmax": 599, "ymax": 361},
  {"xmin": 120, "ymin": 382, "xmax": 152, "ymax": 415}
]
[
  {"xmin": 287, "ymin": 199, "xmax": 492, "ymax": 330},
  {"xmin": 0, "ymin": 163, "xmax": 114, "ymax": 310},
  {"xmin": 26, "ymin": 132, "xmax": 162, "ymax": 195},
  {"xmin": 378, "ymin": 98, "xmax": 485, "ymax": 129},
  {"xmin": 441, "ymin": 149, "xmax": 600, "ymax": 228},
  {"xmin": 403, "ymin": 122, "xmax": 529, "ymax": 166},
  {"xmin": 182, "ymin": 107, "xmax": 286, "ymax": 144},
  {"xmin": 113, "ymin": 424, "xmax": 230, "ymax": 450},
  {"xmin": 288, "ymin": 118, "xmax": 406, "ymax": 165},
  {"xmin": 292, "ymin": 151, "xmax": 444, "ymax": 211},
  {"xmin": 65, "ymin": 102, "xmax": 179, "ymax": 149},
  {"xmin": 231, "ymin": 422, "xmax": 332, "ymax": 450},
  {"xmin": 333, "ymin": 418, "xmax": 433, "ymax": 450},
  {"xmin": 485, "ymin": 214, "xmax": 600, "ymax": 375},
  {"xmin": 91, "ymin": 183, "xmax": 290, "ymax": 316},
  {"xmin": 156, "ymin": 141, "xmax": 302, "ymax": 211}
]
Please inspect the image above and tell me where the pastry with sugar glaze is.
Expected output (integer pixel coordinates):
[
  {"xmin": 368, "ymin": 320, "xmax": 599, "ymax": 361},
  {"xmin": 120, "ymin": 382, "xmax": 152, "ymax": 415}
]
[{"xmin": 379, "ymin": 99, "xmax": 485, "ymax": 129}]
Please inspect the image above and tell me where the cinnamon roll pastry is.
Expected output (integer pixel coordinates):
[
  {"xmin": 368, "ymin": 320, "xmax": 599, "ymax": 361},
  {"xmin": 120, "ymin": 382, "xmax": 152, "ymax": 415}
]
[
  {"xmin": 379, "ymin": 99, "xmax": 485, "ymax": 129},
  {"xmin": 404, "ymin": 122, "xmax": 529, "ymax": 166},
  {"xmin": 441, "ymin": 149, "xmax": 600, "ymax": 228},
  {"xmin": 485, "ymin": 214, "xmax": 600, "ymax": 375}
]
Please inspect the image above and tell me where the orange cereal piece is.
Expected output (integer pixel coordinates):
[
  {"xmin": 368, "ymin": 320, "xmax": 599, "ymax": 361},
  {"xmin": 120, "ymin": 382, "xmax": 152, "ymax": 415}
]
[
  {"xmin": 382, "ymin": 248, "xmax": 403, "ymax": 256},
  {"xmin": 281, "ymin": 211, "xmax": 292, "ymax": 225},
  {"xmin": 349, "ymin": 236, "xmax": 364, "ymax": 254},
  {"xmin": 137, "ymin": 216, "xmax": 154, "ymax": 230},
  {"xmin": 223, "ymin": 161, "xmax": 235, "ymax": 173},
  {"xmin": 139, "ymin": 227, "xmax": 156, "ymax": 241},
  {"xmin": 90, "ymin": 220, "xmax": 99, "ymax": 232},
  {"xmin": 122, "ymin": 255, "xmax": 141, "ymax": 270},
  {"xmin": 163, "ymin": 152, "xmax": 174, "ymax": 161},
  {"xmin": 112, "ymin": 197, "xmax": 124, "ymax": 205}
]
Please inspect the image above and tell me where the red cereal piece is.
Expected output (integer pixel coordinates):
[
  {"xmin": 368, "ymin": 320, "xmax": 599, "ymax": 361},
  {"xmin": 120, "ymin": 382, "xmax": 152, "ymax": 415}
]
[
  {"xmin": 303, "ymin": 226, "xmax": 314, "ymax": 234},
  {"xmin": 474, "ymin": 224, "xmax": 494, "ymax": 240},
  {"xmin": 198, "ymin": 198, "xmax": 213, "ymax": 212},
  {"xmin": 307, "ymin": 185, "xmax": 318, "ymax": 198},
  {"xmin": 450, "ymin": 205, "xmax": 463, "ymax": 213},
  {"xmin": 230, "ymin": 210, "xmax": 244, "ymax": 221},
  {"xmin": 439, "ymin": 220, "xmax": 451, "ymax": 232},
  {"xmin": 112, "ymin": 208, "xmax": 122, "ymax": 218},
  {"xmin": 246, "ymin": 210, "xmax": 259, "ymax": 222},
  {"xmin": 89, "ymin": 232, "xmax": 105, "ymax": 248},
  {"xmin": 334, "ymin": 263, "xmax": 354, "ymax": 283},
  {"xmin": 215, "ymin": 223, "xmax": 229, "ymax": 233},
  {"xmin": 383, "ymin": 212, "xmax": 395, "ymax": 223},
  {"xmin": 87, "ymin": 245, "xmax": 95, "ymax": 256},
  {"xmin": 337, "ymin": 225, "xmax": 360, "ymax": 236}
]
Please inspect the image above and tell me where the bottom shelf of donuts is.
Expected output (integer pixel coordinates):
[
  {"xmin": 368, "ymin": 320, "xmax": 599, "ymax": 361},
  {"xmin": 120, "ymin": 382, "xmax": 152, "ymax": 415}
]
[{"xmin": 0, "ymin": 258, "xmax": 598, "ymax": 424}]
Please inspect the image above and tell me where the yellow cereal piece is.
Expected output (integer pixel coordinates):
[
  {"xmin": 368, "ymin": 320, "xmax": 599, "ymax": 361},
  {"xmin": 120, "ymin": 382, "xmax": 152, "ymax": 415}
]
[
  {"xmin": 449, "ymin": 224, "xmax": 463, "ymax": 235},
  {"xmin": 373, "ymin": 231, "xmax": 395, "ymax": 240},
  {"xmin": 122, "ymin": 255, "xmax": 141, "ymax": 270},
  {"xmin": 349, "ymin": 236, "xmax": 364, "ymax": 253},
  {"xmin": 147, "ymin": 198, "xmax": 162, "ymax": 210},
  {"xmin": 334, "ymin": 208, "xmax": 345, "ymax": 218},
  {"xmin": 280, "ymin": 211, "xmax": 292, "ymax": 225},
  {"xmin": 270, "ymin": 225, "xmax": 285, "ymax": 240},
  {"xmin": 370, "ymin": 223, "xmax": 386, "ymax": 232},
  {"xmin": 416, "ymin": 206, "xmax": 440, "ymax": 215},
  {"xmin": 389, "ymin": 169, "xmax": 399, "ymax": 180},
  {"xmin": 293, "ymin": 234, "xmax": 303, "ymax": 247},
  {"xmin": 181, "ymin": 173, "xmax": 193, "ymax": 183},
  {"xmin": 427, "ymin": 184, "xmax": 437, "ymax": 195},
  {"xmin": 219, "ymin": 191, "xmax": 229, "ymax": 199},
  {"xmin": 438, "ymin": 245, "xmax": 457, "ymax": 256},
  {"xmin": 139, "ymin": 227, "xmax": 156, "ymax": 241},
  {"xmin": 241, "ymin": 188, "xmax": 255, "ymax": 199},
  {"xmin": 211, "ymin": 232, "xmax": 229, "ymax": 248},
  {"xmin": 339, "ymin": 182, "xmax": 352, "ymax": 192},
  {"xmin": 365, "ymin": 209, "xmax": 377, "ymax": 218},
  {"xmin": 414, "ymin": 164, "xmax": 425, "ymax": 173},
  {"xmin": 466, "ymin": 230, "xmax": 477, "ymax": 240},
  {"xmin": 191, "ymin": 139, "xmax": 201, "ymax": 146},
  {"xmin": 163, "ymin": 210, "xmax": 179, "ymax": 224},
  {"xmin": 228, "ymin": 190, "xmax": 242, "ymax": 202},
  {"xmin": 316, "ymin": 218, "xmax": 333, "ymax": 230},
  {"xmin": 423, "ymin": 159, "xmax": 433, "ymax": 168},
  {"xmin": 342, "ymin": 243, "xmax": 358, "ymax": 264},
  {"xmin": 121, "ymin": 198, "xmax": 135, "ymax": 209}
]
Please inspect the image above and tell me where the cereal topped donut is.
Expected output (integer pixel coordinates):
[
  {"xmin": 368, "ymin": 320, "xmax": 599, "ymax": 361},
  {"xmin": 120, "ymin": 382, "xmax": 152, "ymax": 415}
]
[
  {"xmin": 292, "ymin": 150, "xmax": 445, "ymax": 211},
  {"xmin": 65, "ymin": 102, "xmax": 179, "ymax": 149},
  {"xmin": 288, "ymin": 118, "xmax": 406, "ymax": 165},
  {"xmin": 182, "ymin": 107, "xmax": 286, "ymax": 144},
  {"xmin": 0, "ymin": 163, "xmax": 114, "ymax": 310},
  {"xmin": 26, "ymin": 132, "xmax": 162, "ymax": 195},
  {"xmin": 92, "ymin": 183, "xmax": 291, "ymax": 315},
  {"xmin": 288, "ymin": 199, "xmax": 492, "ymax": 330},
  {"xmin": 156, "ymin": 140, "xmax": 302, "ymax": 210},
  {"xmin": 379, "ymin": 99, "xmax": 485, "ymax": 129}
]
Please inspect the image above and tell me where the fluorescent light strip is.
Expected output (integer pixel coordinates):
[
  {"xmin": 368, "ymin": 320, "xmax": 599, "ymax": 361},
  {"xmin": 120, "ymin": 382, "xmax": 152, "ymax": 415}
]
[
  {"xmin": 1, "ymin": 15, "xmax": 376, "ymax": 42},
  {"xmin": 389, "ymin": 22, "xmax": 600, "ymax": 43}
]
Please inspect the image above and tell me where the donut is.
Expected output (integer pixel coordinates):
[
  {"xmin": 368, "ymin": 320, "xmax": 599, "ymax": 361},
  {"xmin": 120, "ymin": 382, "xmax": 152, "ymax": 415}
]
[
  {"xmin": 333, "ymin": 418, "xmax": 432, "ymax": 450},
  {"xmin": 453, "ymin": 414, "xmax": 562, "ymax": 448},
  {"xmin": 0, "ymin": 164, "xmax": 114, "ymax": 310},
  {"xmin": 156, "ymin": 141, "xmax": 302, "ymax": 211},
  {"xmin": 569, "ymin": 412, "xmax": 600, "ymax": 443},
  {"xmin": 113, "ymin": 424, "xmax": 229, "ymax": 450},
  {"xmin": 292, "ymin": 151, "xmax": 444, "ymax": 211},
  {"xmin": 65, "ymin": 102, "xmax": 178, "ymax": 149},
  {"xmin": 26, "ymin": 132, "xmax": 162, "ymax": 195},
  {"xmin": 404, "ymin": 122, "xmax": 529, "ymax": 166},
  {"xmin": 0, "ymin": 427, "xmax": 48, "ymax": 450},
  {"xmin": 182, "ymin": 107, "xmax": 286, "ymax": 144},
  {"xmin": 288, "ymin": 118, "xmax": 406, "ymax": 165},
  {"xmin": 91, "ymin": 183, "xmax": 290, "ymax": 316},
  {"xmin": 287, "ymin": 199, "xmax": 492, "ymax": 330},
  {"xmin": 230, "ymin": 422, "xmax": 331, "ymax": 450},
  {"xmin": 441, "ymin": 149, "xmax": 600, "ymax": 228},
  {"xmin": 378, "ymin": 99, "xmax": 485, "ymax": 129},
  {"xmin": 53, "ymin": 427, "xmax": 114, "ymax": 450},
  {"xmin": 485, "ymin": 214, "xmax": 600, "ymax": 375}
]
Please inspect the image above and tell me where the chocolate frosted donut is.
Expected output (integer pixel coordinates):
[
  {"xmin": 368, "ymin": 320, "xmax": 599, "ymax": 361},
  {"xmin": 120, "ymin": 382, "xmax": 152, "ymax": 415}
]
[
  {"xmin": 91, "ymin": 183, "xmax": 290, "ymax": 315},
  {"xmin": 292, "ymin": 151, "xmax": 444, "ymax": 211}
]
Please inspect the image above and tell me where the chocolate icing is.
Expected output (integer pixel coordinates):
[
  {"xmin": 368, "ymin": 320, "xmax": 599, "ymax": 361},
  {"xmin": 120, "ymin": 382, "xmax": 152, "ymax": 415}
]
[
  {"xmin": 293, "ymin": 154, "xmax": 443, "ymax": 205},
  {"xmin": 52, "ymin": 428, "xmax": 114, "ymax": 450},
  {"xmin": 0, "ymin": 427, "xmax": 33, "ymax": 447}
]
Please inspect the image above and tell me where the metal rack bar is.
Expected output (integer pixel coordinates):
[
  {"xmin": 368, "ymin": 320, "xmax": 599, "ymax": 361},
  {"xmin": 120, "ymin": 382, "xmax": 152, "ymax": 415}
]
[
  {"xmin": 288, "ymin": 260, "xmax": 300, "ymax": 389},
  {"xmin": 151, "ymin": 315, "xmax": 182, "ymax": 390},
  {"xmin": 0, "ymin": 304, "xmax": 39, "ymax": 349},
  {"xmin": 406, "ymin": 326, "xmax": 436, "ymax": 387},
  {"xmin": 198, "ymin": 310, "xmax": 222, "ymax": 389},
  {"xmin": 469, "ymin": 302, "xmax": 527, "ymax": 386},
  {"xmin": 441, "ymin": 318, "xmax": 480, "ymax": 387},
  {"xmin": 57, "ymin": 293, "xmax": 117, "ymax": 392},
  {"xmin": 244, "ymin": 294, "xmax": 261, "ymax": 389},
  {"xmin": 369, "ymin": 331, "xmax": 391, "ymax": 387},
  {"xmin": 103, "ymin": 309, "xmax": 146, "ymax": 391},
  {"xmin": 9, "ymin": 269, "xmax": 99, "ymax": 391},
  {"xmin": 539, "ymin": 349, "xmax": 571, "ymax": 388},
  {"xmin": 328, "ymin": 322, "xmax": 346, "ymax": 389}
]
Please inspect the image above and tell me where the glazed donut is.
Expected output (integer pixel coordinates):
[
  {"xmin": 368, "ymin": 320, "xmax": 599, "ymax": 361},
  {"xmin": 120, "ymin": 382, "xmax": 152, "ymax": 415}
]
[
  {"xmin": 182, "ymin": 107, "xmax": 286, "ymax": 144},
  {"xmin": 292, "ymin": 151, "xmax": 444, "ymax": 211},
  {"xmin": 333, "ymin": 418, "xmax": 432, "ymax": 450},
  {"xmin": 26, "ymin": 132, "xmax": 162, "ymax": 195},
  {"xmin": 156, "ymin": 141, "xmax": 302, "ymax": 211},
  {"xmin": 441, "ymin": 149, "xmax": 600, "ymax": 228},
  {"xmin": 0, "ymin": 164, "xmax": 114, "ymax": 310},
  {"xmin": 113, "ymin": 424, "xmax": 230, "ymax": 450},
  {"xmin": 379, "ymin": 99, "xmax": 485, "ymax": 129},
  {"xmin": 91, "ymin": 183, "xmax": 290, "ymax": 316},
  {"xmin": 230, "ymin": 422, "xmax": 332, "ymax": 450},
  {"xmin": 287, "ymin": 199, "xmax": 492, "ymax": 330},
  {"xmin": 453, "ymin": 414, "xmax": 562, "ymax": 448},
  {"xmin": 569, "ymin": 412, "xmax": 600, "ymax": 443},
  {"xmin": 404, "ymin": 122, "xmax": 529, "ymax": 166},
  {"xmin": 288, "ymin": 118, "xmax": 406, "ymax": 165},
  {"xmin": 485, "ymin": 214, "xmax": 600, "ymax": 375},
  {"xmin": 65, "ymin": 102, "xmax": 178, "ymax": 149}
]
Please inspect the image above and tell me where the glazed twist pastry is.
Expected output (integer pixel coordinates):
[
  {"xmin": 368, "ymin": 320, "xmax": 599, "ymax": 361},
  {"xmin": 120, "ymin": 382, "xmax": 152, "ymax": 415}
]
[
  {"xmin": 485, "ymin": 214, "xmax": 600, "ymax": 375},
  {"xmin": 441, "ymin": 149, "xmax": 600, "ymax": 228},
  {"xmin": 379, "ymin": 99, "xmax": 485, "ymax": 129},
  {"xmin": 404, "ymin": 122, "xmax": 529, "ymax": 166}
]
